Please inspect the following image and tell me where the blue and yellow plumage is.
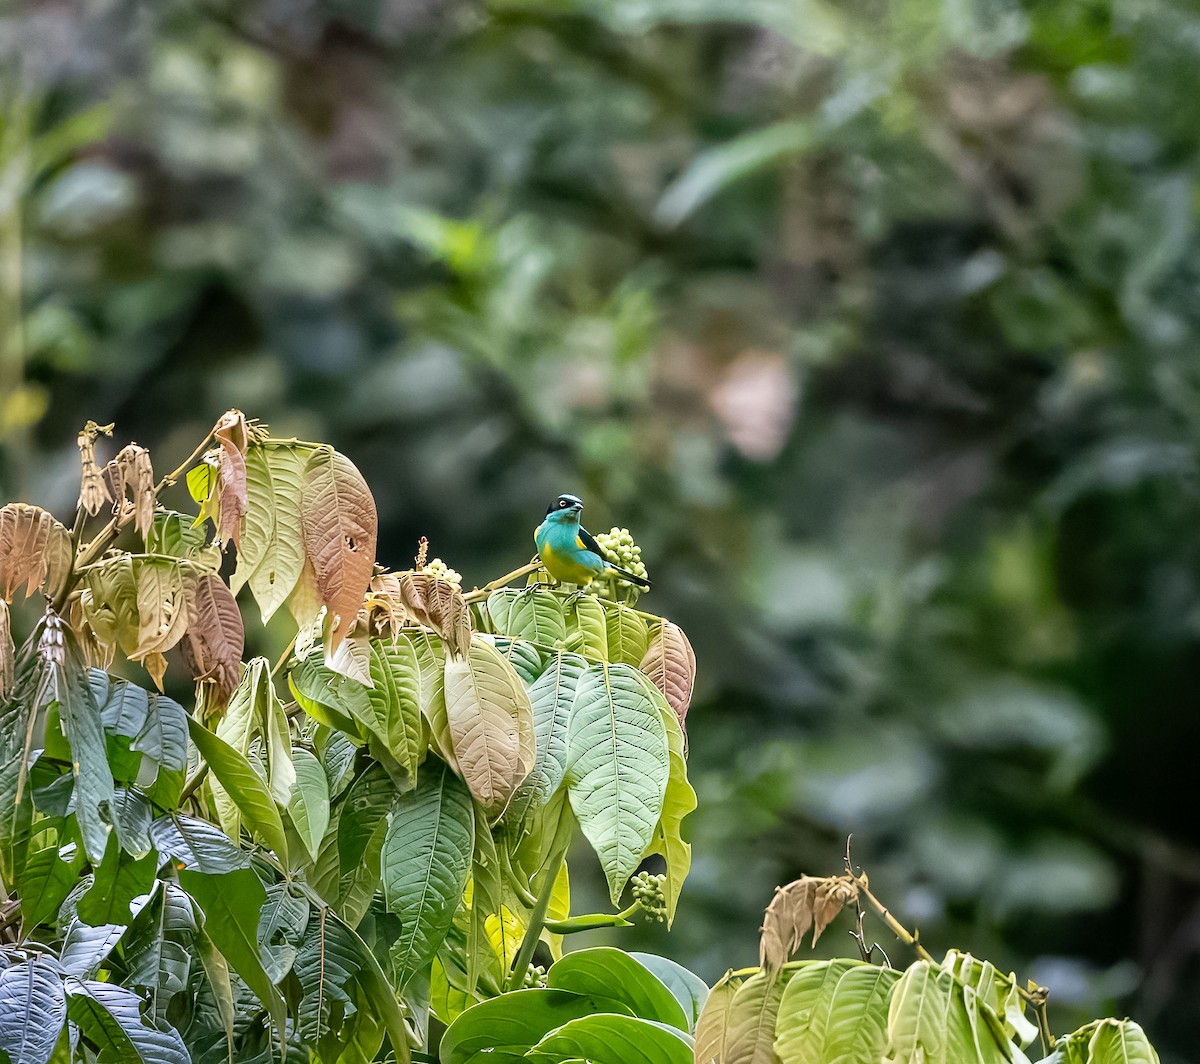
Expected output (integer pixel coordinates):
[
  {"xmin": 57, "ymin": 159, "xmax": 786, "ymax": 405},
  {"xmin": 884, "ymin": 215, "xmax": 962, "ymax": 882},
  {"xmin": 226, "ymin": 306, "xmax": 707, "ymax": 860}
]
[{"xmin": 534, "ymin": 494, "xmax": 651, "ymax": 590}]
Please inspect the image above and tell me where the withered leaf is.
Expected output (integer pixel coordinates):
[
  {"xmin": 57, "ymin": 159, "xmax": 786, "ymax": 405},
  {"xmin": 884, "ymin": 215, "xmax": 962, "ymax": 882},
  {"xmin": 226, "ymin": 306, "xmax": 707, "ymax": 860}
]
[
  {"xmin": 759, "ymin": 875, "xmax": 858, "ymax": 976},
  {"xmin": 213, "ymin": 409, "xmax": 249, "ymax": 549},
  {"xmin": 76, "ymin": 421, "xmax": 114, "ymax": 516},
  {"xmin": 639, "ymin": 620, "xmax": 696, "ymax": 735},
  {"xmin": 183, "ymin": 573, "xmax": 245, "ymax": 711},
  {"xmin": 0, "ymin": 600, "xmax": 12, "ymax": 700},
  {"xmin": 116, "ymin": 444, "xmax": 156, "ymax": 538},
  {"xmin": 397, "ymin": 571, "xmax": 472, "ymax": 659},
  {"xmin": 0, "ymin": 502, "xmax": 73, "ymax": 601},
  {"xmin": 300, "ymin": 447, "xmax": 378, "ymax": 649}
]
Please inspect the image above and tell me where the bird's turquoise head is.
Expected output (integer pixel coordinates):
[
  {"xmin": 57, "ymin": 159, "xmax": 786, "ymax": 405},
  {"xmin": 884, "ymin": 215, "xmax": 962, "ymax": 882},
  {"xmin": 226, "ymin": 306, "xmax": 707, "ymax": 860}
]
[{"xmin": 544, "ymin": 493, "xmax": 583, "ymax": 524}]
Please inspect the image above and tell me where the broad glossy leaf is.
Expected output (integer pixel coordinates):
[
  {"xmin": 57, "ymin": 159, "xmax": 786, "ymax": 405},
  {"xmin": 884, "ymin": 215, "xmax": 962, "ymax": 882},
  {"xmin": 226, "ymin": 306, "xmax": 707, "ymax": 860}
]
[
  {"xmin": 440, "ymin": 988, "xmax": 633, "ymax": 1064},
  {"xmin": 467, "ymin": 804, "xmax": 507, "ymax": 995},
  {"xmin": 289, "ymin": 656, "xmax": 369, "ymax": 738},
  {"xmin": 257, "ymin": 883, "xmax": 310, "ymax": 984},
  {"xmin": 565, "ymin": 662, "xmax": 669, "ymax": 904},
  {"xmin": 0, "ymin": 958, "xmax": 67, "ymax": 1064},
  {"xmin": 1064, "ymin": 1019, "xmax": 1160, "ymax": 1064},
  {"xmin": 54, "ymin": 662, "xmax": 116, "ymax": 862},
  {"xmin": 508, "ymin": 651, "xmax": 583, "ymax": 823},
  {"xmin": 547, "ymin": 947, "xmax": 689, "ymax": 1030},
  {"xmin": 444, "ymin": 637, "xmax": 536, "ymax": 815},
  {"xmin": 494, "ymin": 637, "xmax": 545, "ymax": 684},
  {"xmin": 18, "ymin": 839, "xmax": 85, "ymax": 927},
  {"xmin": 629, "ymin": 953, "xmax": 709, "ymax": 1033},
  {"xmin": 124, "ymin": 882, "xmax": 197, "ymax": 1022},
  {"xmin": 775, "ymin": 960, "xmax": 897, "ymax": 1064},
  {"xmin": 300, "ymin": 447, "xmax": 377, "ymax": 648},
  {"xmin": 638, "ymin": 677, "xmax": 695, "ymax": 925},
  {"xmin": 382, "ymin": 761, "xmax": 474, "ymax": 988},
  {"xmin": 132, "ymin": 690, "xmax": 188, "ymax": 776},
  {"xmin": 567, "ymin": 594, "xmax": 608, "ymax": 660},
  {"xmin": 233, "ymin": 443, "xmax": 308, "ymax": 623},
  {"xmin": 287, "ymin": 748, "xmax": 331, "ymax": 861},
  {"xmin": 943, "ymin": 950, "xmax": 1038, "ymax": 1049},
  {"xmin": 525, "ymin": 1013, "xmax": 693, "ymax": 1064},
  {"xmin": 604, "ymin": 602, "xmax": 650, "ymax": 666},
  {"xmin": 487, "ymin": 589, "xmax": 568, "ymax": 646},
  {"xmin": 65, "ymin": 978, "xmax": 188, "ymax": 1064},
  {"xmin": 111, "ymin": 787, "xmax": 153, "ymax": 857},
  {"xmin": 149, "ymin": 813, "xmax": 249, "ymax": 874},
  {"xmin": 77, "ymin": 838, "xmax": 158, "ymax": 925},
  {"xmin": 188, "ymin": 716, "xmax": 289, "ymax": 862},
  {"xmin": 361, "ymin": 639, "xmax": 426, "ymax": 779}
]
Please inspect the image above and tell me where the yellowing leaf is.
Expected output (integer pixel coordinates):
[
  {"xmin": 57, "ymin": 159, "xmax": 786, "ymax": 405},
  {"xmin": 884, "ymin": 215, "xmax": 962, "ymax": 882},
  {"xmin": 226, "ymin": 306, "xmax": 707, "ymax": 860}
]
[
  {"xmin": 300, "ymin": 448, "xmax": 378, "ymax": 649},
  {"xmin": 444, "ymin": 636, "xmax": 536, "ymax": 816},
  {"xmin": 724, "ymin": 971, "xmax": 792, "ymax": 1064},
  {"xmin": 231, "ymin": 443, "xmax": 308, "ymax": 623},
  {"xmin": 0, "ymin": 503, "xmax": 73, "ymax": 602},
  {"xmin": 694, "ymin": 974, "xmax": 739, "ymax": 1064}
]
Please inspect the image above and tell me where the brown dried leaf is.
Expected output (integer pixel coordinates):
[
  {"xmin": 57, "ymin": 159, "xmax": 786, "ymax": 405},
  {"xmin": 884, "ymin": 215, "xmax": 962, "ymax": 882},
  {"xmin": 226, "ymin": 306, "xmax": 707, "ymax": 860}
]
[
  {"xmin": 639, "ymin": 620, "xmax": 696, "ymax": 734},
  {"xmin": 183, "ymin": 573, "xmax": 245, "ymax": 712},
  {"xmin": 213, "ymin": 409, "xmax": 249, "ymax": 549},
  {"xmin": 0, "ymin": 600, "xmax": 12, "ymax": 700},
  {"xmin": 116, "ymin": 444, "xmax": 155, "ymax": 538},
  {"xmin": 399, "ymin": 571, "xmax": 472, "ymax": 659},
  {"xmin": 0, "ymin": 503, "xmax": 73, "ymax": 601},
  {"xmin": 299, "ymin": 447, "xmax": 378, "ymax": 649},
  {"xmin": 76, "ymin": 421, "xmax": 114, "ymax": 516},
  {"xmin": 759, "ymin": 875, "xmax": 857, "ymax": 976}
]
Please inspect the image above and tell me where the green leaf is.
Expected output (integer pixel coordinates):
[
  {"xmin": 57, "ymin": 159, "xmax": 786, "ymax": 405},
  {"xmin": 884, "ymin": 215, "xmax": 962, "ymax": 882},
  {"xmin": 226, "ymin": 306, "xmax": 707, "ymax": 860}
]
[
  {"xmin": 466, "ymin": 802, "xmax": 507, "ymax": 995},
  {"xmin": 547, "ymin": 947, "xmax": 689, "ymax": 1031},
  {"xmin": 883, "ymin": 961, "xmax": 1019, "ymax": 1064},
  {"xmin": 232, "ymin": 443, "xmax": 308, "ymax": 623},
  {"xmin": 694, "ymin": 974, "xmax": 738, "ymax": 1064},
  {"xmin": 111, "ymin": 787, "xmax": 154, "ymax": 856},
  {"xmin": 179, "ymin": 867, "xmax": 287, "ymax": 1045},
  {"xmin": 148, "ymin": 509, "xmax": 220, "ymax": 568},
  {"xmin": 603, "ymin": 603, "xmax": 650, "ymax": 666},
  {"xmin": 444, "ymin": 636, "xmax": 536, "ymax": 815},
  {"xmin": 54, "ymin": 662, "xmax": 116, "ymax": 861},
  {"xmin": 440, "ymin": 988, "xmax": 632, "ymax": 1064},
  {"xmin": 382, "ymin": 760, "xmax": 475, "ymax": 989},
  {"xmin": 525, "ymin": 1013, "xmax": 693, "ymax": 1064},
  {"xmin": 0, "ymin": 958, "xmax": 67, "ymax": 1064},
  {"xmin": 188, "ymin": 715, "xmax": 289, "ymax": 862},
  {"xmin": 77, "ymin": 836, "xmax": 158, "ymax": 924},
  {"xmin": 567, "ymin": 595, "xmax": 608, "ymax": 660},
  {"xmin": 1049, "ymin": 1019, "xmax": 1160, "ymax": 1064},
  {"xmin": 294, "ymin": 907, "xmax": 360, "ymax": 1044},
  {"xmin": 509, "ymin": 651, "xmax": 583, "ymax": 823},
  {"xmin": 775, "ymin": 960, "xmax": 898, "ymax": 1064},
  {"xmin": 332, "ymin": 912, "xmax": 414, "ymax": 1064},
  {"xmin": 124, "ymin": 882, "xmax": 198, "ymax": 1023},
  {"xmin": 943, "ymin": 951, "xmax": 1039, "ymax": 1049},
  {"xmin": 257, "ymin": 883, "xmax": 311, "ymax": 984},
  {"xmin": 336, "ymin": 762, "xmax": 396, "ymax": 876},
  {"xmin": 289, "ymin": 655, "xmax": 368, "ymax": 737},
  {"xmin": 18, "ymin": 837, "xmax": 85, "ymax": 927},
  {"xmin": 629, "ymin": 953, "xmax": 709, "ymax": 1034},
  {"xmin": 494, "ymin": 637, "xmax": 546, "ymax": 684},
  {"xmin": 288, "ymin": 747, "xmax": 331, "ymax": 861},
  {"xmin": 724, "ymin": 970, "xmax": 793, "ymax": 1064},
  {"xmin": 636, "ymin": 676, "xmax": 696, "ymax": 925},
  {"xmin": 486, "ymin": 589, "xmax": 568, "ymax": 646},
  {"xmin": 65, "ymin": 978, "xmax": 188, "ymax": 1064},
  {"xmin": 187, "ymin": 460, "xmax": 217, "ymax": 506},
  {"xmin": 132, "ymin": 690, "xmax": 188, "ymax": 775},
  {"xmin": 361, "ymin": 639, "xmax": 427, "ymax": 781},
  {"xmin": 565, "ymin": 662, "xmax": 669, "ymax": 904},
  {"xmin": 149, "ymin": 813, "xmax": 249, "ymax": 874}
]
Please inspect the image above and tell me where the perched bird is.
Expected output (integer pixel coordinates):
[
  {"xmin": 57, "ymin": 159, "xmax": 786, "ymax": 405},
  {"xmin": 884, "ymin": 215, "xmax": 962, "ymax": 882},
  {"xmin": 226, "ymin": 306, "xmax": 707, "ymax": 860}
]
[{"xmin": 535, "ymin": 494, "xmax": 651, "ymax": 590}]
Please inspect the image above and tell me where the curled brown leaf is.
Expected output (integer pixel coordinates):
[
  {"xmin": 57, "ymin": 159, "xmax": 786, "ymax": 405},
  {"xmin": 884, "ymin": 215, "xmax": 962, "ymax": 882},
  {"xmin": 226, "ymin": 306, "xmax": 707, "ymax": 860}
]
[
  {"xmin": 183, "ymin": 572, "xmax": 245, "ymax": 713},
  {"xmin": 115, "ymin": 444, "xmax": 156, "ymax": 538},
  {"xmin": 759, "ymin": 874, "xmax": 858, "ymax": 976},
  {"xmin": 0, "ymin": 503, "xmax": 73, "ymax": 601},
  {"xmin": 76, "ymin": 421, "xmax": 114, "ymax": 517},
  {"xmin": 213, "ymin": 409, "xmax": 249, "ymax": 549},
  {"xmin": 366, "ymin": 569, "xmax": 473, "ymax": 658}
]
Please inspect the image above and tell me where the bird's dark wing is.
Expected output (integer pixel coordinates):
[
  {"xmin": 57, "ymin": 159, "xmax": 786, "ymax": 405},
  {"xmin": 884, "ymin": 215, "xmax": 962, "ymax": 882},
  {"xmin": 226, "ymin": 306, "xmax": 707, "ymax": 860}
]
[{"xmin": 577, "ymin": 525, "xmax": 606, "ymax": 558}]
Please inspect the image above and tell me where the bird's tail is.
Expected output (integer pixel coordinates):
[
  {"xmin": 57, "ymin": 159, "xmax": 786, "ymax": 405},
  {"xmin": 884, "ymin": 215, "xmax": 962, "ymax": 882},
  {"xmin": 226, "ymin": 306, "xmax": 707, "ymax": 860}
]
[{"xmin": 608, "ymin": 564, "xmax": 651, "ymax": 590}]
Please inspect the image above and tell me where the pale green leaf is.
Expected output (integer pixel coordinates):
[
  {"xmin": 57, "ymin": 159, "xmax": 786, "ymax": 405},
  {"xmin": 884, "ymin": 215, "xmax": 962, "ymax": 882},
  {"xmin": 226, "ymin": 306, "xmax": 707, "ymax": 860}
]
[
  {"xmin": 775, "ymin": 960, "xmax": 897, "ymax": 1064},
  {"xmin": 287, "ymin": 748, "xmax": 331, "ymax": 861},
  {"xmin": 604, "ymin": 602, "xmax": 650, "ymax": 666}
]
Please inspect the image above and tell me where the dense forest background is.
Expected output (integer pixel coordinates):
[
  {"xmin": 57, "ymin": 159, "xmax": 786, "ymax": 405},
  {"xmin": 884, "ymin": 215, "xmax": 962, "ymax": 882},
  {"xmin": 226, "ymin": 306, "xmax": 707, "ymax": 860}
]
[{"xmin": 3, "ymin": 0, "xmax": 1200, "ymax": 1059}]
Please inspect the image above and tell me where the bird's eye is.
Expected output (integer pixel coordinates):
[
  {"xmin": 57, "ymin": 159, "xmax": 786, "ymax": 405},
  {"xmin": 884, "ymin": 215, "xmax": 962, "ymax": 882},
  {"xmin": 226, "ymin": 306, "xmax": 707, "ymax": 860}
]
[{"xmin": 560, "ymin": 499, "xmax": 570, "ymax": 508}]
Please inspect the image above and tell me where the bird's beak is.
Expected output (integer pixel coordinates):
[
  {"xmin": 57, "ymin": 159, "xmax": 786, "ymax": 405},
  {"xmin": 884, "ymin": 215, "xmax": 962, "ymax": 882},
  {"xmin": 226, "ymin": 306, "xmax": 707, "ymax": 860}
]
[{"xmin": 571, "ymin": 503, "xmax": 583, "ymax": 512}]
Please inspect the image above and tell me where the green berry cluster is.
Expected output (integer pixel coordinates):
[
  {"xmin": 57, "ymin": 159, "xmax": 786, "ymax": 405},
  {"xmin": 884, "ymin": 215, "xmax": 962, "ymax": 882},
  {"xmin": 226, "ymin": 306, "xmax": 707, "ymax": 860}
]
[
  {"xmin": 422, "ymin": 557, "xmax": 462, "ymax": 588},
  {"xmin": 521, "ymin": 964, "xmax": 548, "ymax": 989},
  {"xmin": 631, "ymin": 871, "xmax": 668, "ymax": 923},
  {"xmin": 593, "ymin": 527, "xmax": 649, "ymax": 586}
]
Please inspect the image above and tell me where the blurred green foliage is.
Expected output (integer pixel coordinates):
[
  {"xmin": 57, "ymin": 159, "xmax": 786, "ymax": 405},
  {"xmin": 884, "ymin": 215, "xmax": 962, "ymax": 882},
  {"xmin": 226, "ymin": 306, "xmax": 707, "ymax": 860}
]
[{"xmin": 4, "ymin": 0, "xmax": 1200, "ymax": 1057}]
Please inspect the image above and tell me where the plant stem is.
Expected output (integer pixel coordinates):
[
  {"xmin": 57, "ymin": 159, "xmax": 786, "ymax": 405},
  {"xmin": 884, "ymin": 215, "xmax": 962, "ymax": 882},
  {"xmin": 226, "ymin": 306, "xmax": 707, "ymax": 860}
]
[
  {"xmin": 506, "ymin": 845, "xmax": 567, "ymax": 992},
  {"xmin": 179, "ymin": 763, "xmax": 210, "ymax": 805}
]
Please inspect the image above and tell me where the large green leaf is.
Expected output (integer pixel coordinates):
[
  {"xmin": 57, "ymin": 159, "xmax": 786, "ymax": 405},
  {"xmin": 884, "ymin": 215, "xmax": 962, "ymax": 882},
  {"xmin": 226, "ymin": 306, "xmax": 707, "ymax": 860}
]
[
  {"xmin": 440, "ymin": 988, "xmax": 632, "ymax": 1064},
  {"xmin": 444, "ymin": 636, "xmax": 536, "ymax": 815},
  {"xmin": 0, "ymin": 958, "xmax": 67, "ymax": 1064},
  {"xmin": 188, "ymin": 715, "xmax": 289, "ymax": 862},
  {"xmin": 289, "ymin": 655, "xmax": 369, "ymax": 738},
  {"xmin": 257, "ymin": 883, "xmax": 310, "ymax": 984},
  {"xmin": 77, "ymin": 837, "xmax": 158, "ymax": 925},
  {"xmin": 637, "ymin": 676, "xmax": 696, "ymax": 925},
  {"xmin": 123, "ymin": 882, "xmax": 198, "ymax": 1023},
  {"xmin": 693, "ymin": 974, "xmax": 738, "ymax": 1064},
  {"xmin": 287, "ymin": 747, "xmax": 331, "ymax": 861},
  {"xmin": 362, "ymin": 639, "xmax": 427, "ymax": 780},
  {"xmin": 509, "ymin": 651, "xmax": 583, "ymax": 822},
  {"xmin": 54, "ymin": 662, "xmax": 116, "ymax": 862},
  {"xmin": 603, "ymin": 602, "xmax": 650, "ymax": 666},
  {"xmin": 564, "ymin": 662, "xmax": 669, "ymax": 904},
  {"xmin": 18, "ymin": 837, "xmax": 85, "ymax": 927},
  {"xmin": 547, "ymin": 947, "xmax": 689, "ymax": 1031},
  {"xmin": 566, "ymin": 595, "xmax": 608, "ymax": 660},
  {"xmin": 775, "ymin": 960, "xmax": 898, "ymax": 1064},
  {"xmin": 486, "ymin": 589, "xmax": 568, "ymax": 646},
  {"xmin": 724, "ymin": 970, "xmax": 793, "ymax": 1064},
  {"xmin": 110, "ymin": 788, "xmax": 153, "ymax": 856},
  {"xmin": 65, "ymin": 978, "xmax": 188, "ymax": 1064},
  {"xmin": 1040, "ymin": 1019, "xmax": 1161, "ymax": 1064},
  {"xmin": 943, "ymin": 951, "xmax": 1038, "ymax": 1049},
  {"xmin": 294, "ymin": 908, "xmax": 360, "ymax": 1043},
  {"xmin": 629, "ymin": 953, "xmax": 709, "ymax": 1034},
  {"xmin": 882, "ymin": 961, "xmax": 1021, "ymax": 1064},
  {"xmin": 179, "ymin": 867, "xmax": 286, "ymax": 1043},
  {"xmin": 382, "ymin": 761, "xmax": 474, "ymax": 988},
  {"xmin": 232, "ymin": 442, "xmax": 308, "ymax": 623},
  {"xmin": 148, "ymin": 813, "xmax": 249, "ymax": 874},
  {"xmin": 525, "ymin": 1013, "xmax": 693, "ymax": 1064}
]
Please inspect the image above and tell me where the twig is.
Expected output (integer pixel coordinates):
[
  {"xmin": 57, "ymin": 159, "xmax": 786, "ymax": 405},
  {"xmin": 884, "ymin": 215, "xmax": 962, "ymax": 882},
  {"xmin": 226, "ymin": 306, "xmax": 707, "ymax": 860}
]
[
  {"xmin": 462, "ymin": 560, "xmax": 543, "ymax": 603},
  {"xmin": 507, "ymin": 844, "xmax": 567, "ymax": 992}
]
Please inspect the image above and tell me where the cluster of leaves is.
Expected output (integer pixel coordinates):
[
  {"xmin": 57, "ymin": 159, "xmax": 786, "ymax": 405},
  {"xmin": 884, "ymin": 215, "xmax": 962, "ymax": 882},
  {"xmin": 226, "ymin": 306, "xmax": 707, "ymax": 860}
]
[{"xmin": 0, "ymin": 412, "xmax": 699, "ymax": 1063}]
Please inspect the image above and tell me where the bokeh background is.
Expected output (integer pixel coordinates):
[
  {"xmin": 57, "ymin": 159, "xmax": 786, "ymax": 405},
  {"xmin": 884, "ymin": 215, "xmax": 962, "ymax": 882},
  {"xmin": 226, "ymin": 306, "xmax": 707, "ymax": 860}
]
[{"xmin": 4, "ymin": 0, "xmax": 1200, "ymax": 1058}]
